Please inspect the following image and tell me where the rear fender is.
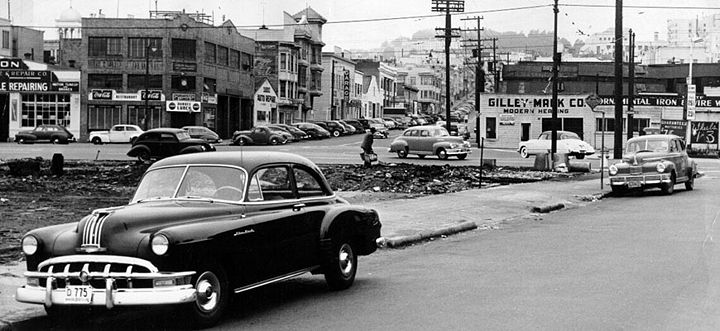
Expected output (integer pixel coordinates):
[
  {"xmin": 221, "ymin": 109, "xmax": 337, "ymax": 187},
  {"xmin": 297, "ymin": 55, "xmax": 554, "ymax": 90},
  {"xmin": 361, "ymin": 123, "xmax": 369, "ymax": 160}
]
[
  {"xmin": 389, "ymin": 140, "xmax": 408, "ymax": 152},
  {"xmin": 179, "ymin": 146, "xmax": 206, "ymax": 154},
  {"xmin": 235, "ymin": 135, "xmax": 254, "ymax": 144}
]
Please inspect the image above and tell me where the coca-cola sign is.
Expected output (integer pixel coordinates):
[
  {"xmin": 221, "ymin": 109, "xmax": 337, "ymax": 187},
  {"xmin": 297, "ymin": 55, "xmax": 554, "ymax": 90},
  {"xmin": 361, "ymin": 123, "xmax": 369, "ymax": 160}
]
[
  {"xmin": 90, "ymin": 89, "xmax": 113, "ymax": 100},
  {"xmin": 141, "ymin": 90, "xmax": 163, "ymax": 101}
]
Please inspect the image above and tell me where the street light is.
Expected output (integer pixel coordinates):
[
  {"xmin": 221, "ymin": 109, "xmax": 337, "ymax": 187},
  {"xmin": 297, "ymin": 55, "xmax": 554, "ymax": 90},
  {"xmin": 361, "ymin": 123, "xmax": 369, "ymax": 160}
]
[
  {"xmin": 143, "ymin": 43, "xmax": 159, "ymax": 131},
  {"xmin": 686, "ymin": 37, "xmax": 703, "ymax": 145},
  {"xmin": 591, "ymin": 108, "xmax": 606, "ymax": 189}
]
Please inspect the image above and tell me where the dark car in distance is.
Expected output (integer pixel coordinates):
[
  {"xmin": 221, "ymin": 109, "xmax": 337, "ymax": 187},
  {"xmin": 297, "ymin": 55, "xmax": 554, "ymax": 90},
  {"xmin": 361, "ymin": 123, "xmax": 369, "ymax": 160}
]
[
  {"xmin": 609, "ymin": 134, "xmax": 697, "ymax": 195},
  {"xmin": 343, "ymin": 119, "xmax": 366, "ymax": 133},
  {"xmin": 16, "ymin": 151, "xmax": 381, "ymax": 328},
  {"xmin": 293, "ymin": 122, "xmax": 331, "ymax": 139},
  {"xmin": 15, "ymin": 124, "xmax": 75, "ymax": 144},
  {"xmin": 267, "ymin": 124, "xmax": 307, "ymax": 142},
  {"xmin": 232, "ymin": 126, "xmax": 290, "ymax": 145},
  {"xmin": 315, "ymin": 121, "xmax": 345, "ymax": 137},
  {"xmin": 126, "ymin": 128, "xmax": 216, "ymax": 162}
]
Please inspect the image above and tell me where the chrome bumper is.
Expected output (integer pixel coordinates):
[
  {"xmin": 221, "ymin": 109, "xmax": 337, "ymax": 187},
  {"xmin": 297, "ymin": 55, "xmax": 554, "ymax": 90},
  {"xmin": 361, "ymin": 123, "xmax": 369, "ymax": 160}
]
[
  {"xmin": 610, "ymin": 174, "xmax": 671, "ymax": 186},
  {"xmin": 16, "ymin": 255, "xmax": 196, "ymax": 308},
  {"xmin": 446, "ymin": 148, "xmax": 472, "ymax": 155}
]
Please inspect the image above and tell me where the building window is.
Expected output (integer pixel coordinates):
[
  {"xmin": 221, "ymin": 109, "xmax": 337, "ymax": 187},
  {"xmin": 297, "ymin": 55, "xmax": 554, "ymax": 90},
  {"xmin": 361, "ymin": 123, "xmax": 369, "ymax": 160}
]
[
  {"xmin": 171, "ymin": 39, "xmax": 196, "ymax": 61},
  {"xmin": 128, "ymin": 75, "xmax": 163, "ymax": 90},
  {"xmin": 280, "ymin": 53, "xmax": 287, "ymax": 71},
  {"xmin": 204, "ymin": 42, "xmax": 216, "ymax": 64},
  {"xmin": 217, "ymin": 46, "xmax": 228, "ymax": 66},
  {"xmin": 241, "ymin": 52, "xmax": 253, "ymax": 71},
  {"xmin": 87, "ymin": 74, "xmax": 123, "ymax": 89},
  {"xmin": 128, "ymin": 38, "xmax": 162, "ymax": 58},
  {"xmin": 486, "ymin": 117, "xmax": 497, "ymax": 139},
  {"xmin": 279, "ymin": 81, "xmax": 287, "ymax": 98},
  {"xmin": 21, "ymin": 94, "xmax": 71, "ymax": 128},
  {"xmin": 203, "ymin": 78, "xmax": 216, "ymax": 94},
  {"xmin": 2, "ymin": 31, "xmax": 8, "ymax": 49},
  {"xmin": 88, "ymin": 37, "xmax": 123, "ymax": 57},
  {"xmin": 229, "ymin": 49, "xmax": 240, "ymax": 69}
]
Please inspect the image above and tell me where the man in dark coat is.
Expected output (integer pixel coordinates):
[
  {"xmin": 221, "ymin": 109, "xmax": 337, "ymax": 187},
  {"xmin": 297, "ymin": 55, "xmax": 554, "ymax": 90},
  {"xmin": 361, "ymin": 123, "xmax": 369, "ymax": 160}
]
[{"xmin": 361, "ymin": 127, "xmax": 376, "ymax": 167}]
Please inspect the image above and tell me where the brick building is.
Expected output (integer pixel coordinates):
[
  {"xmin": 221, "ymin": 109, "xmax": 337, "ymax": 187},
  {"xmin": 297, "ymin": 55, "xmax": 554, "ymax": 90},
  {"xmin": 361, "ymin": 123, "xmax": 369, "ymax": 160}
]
[{"xmin": 58, "ymin": 12, "xmax": 255, "ymax": 140}]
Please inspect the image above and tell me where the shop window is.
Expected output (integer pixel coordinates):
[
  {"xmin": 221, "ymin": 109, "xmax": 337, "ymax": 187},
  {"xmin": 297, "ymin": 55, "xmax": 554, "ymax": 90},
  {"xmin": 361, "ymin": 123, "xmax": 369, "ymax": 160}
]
[
  {"xmin": 87, "ymin": 105, "xmax": 123, "ymax": 131},
  {"xmin": 128, "ymin": 105, "xmax": 163, "ymax": 129},
  {"xmin": 128, "ymin": 75, "xmax": 163, "ymax": 90},
  {"xmin": 204, "ymin": 42, "xmax": 216, "ymax": 64},
  {"xmin": 88, "ymin": 74, "xmax": 123, "ymax": 89},
  {"xmin": 88, "ymin": 37, "xmax": 122, "ymax": 57},
  {"xmin": 486, "ymin": 117, "xmax": 497, "ymax": 139},
  {"xmin": 128, "ymin": 38, "xmax": 163, "ymax": 58},
  {"xmin": 171, "ymin": 39, "xmax": 196, "ymax": 61}
]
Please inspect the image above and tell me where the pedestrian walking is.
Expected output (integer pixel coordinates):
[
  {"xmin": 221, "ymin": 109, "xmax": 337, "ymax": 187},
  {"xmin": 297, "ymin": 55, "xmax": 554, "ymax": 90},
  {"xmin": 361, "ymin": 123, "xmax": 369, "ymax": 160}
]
[{"xmin": 361, "ymin": 127, "xmax": 376, "ymax": 167}]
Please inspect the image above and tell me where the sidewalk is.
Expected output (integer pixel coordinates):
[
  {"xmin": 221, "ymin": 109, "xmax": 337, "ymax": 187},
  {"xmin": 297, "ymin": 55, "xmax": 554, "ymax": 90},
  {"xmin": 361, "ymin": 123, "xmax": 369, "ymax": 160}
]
[{"xmin": 0, "ymin": 173, "xmax": 610, "ymax": 328}]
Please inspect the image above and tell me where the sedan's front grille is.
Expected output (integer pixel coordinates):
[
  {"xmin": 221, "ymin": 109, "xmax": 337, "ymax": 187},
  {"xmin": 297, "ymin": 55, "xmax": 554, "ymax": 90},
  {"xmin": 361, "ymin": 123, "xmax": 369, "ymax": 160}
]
[
  {"xmin": 82, "ymin": 212, "xmax": 111, "ymax": 248},
  {"xmin": 34, "ymin": 255, "xmax": 158, "ymax": 289}
]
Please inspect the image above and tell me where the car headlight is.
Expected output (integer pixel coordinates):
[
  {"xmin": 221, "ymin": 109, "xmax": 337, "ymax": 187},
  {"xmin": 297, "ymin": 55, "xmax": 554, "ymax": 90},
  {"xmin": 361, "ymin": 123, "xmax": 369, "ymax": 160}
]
[
  {"xmin": 151, "ymin": 234, "xmax": 169, "ymax": 256},
  {"xmin": 609, "ymin": 164, "xmax": 618, "ymax": 176},
  {"xmin": 656, "ymin": 163, "xmax": 666, "ymax": 173},
  {"xmin": 22, "ymin": 235, "xmax": 38, "ymax": 256},
  {"xmin": 449, "ymin": 143, "xmax": 458, "ymax": 149}
]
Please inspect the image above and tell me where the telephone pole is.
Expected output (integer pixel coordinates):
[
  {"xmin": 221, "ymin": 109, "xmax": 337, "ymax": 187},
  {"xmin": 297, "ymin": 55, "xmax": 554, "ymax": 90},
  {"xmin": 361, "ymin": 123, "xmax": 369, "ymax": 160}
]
[
  {"xmin": 551, "ymin": 0, "xmax": 559, "ymax": 158},
  {"xmin": 461, "ymin": 16, "xmax": 483, "ymax": 144},
  {"xmin": 432, "ymin": 0, "xmax": 464, "ymax": 134},
  {"xmin": 613, "ymin": 0, "xmax": 624, "ymax": 159}
]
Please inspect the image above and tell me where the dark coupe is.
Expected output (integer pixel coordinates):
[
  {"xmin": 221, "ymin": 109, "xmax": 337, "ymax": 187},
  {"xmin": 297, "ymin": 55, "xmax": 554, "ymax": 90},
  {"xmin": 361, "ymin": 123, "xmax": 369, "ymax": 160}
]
[
  {"xmin": 126, "ymin": 128, "xmax": 216, "ymax": 162},
  {"xmin": 16, "ymin": 152, "xmax": 381, "ymax": 327},
  {"xmin": 15, "ymin": 124, "xmax": 75, "ymax": 144}
]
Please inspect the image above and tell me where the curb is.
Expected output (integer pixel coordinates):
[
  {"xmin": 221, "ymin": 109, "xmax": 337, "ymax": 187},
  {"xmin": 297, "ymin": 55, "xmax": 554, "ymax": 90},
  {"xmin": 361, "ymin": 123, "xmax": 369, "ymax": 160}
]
[
  {"xmin": 377, "ymin": 220, "xmax": 478, "ymax": 248},
  {"xmin": 531, "ymin": 203, "xmax": 565, "ymax": 213}
]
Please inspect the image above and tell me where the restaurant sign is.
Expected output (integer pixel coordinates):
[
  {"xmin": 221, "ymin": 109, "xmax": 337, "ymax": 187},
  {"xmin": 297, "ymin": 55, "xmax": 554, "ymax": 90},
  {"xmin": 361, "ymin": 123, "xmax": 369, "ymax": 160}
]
[{"xmin": 166, "ymin": 101, "xmax": 201, "ymax": 112}]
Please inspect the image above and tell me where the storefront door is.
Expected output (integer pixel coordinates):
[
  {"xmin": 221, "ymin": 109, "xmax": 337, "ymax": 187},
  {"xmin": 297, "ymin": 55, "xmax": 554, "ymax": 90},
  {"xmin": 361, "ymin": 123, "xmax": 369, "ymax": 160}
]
[
  {"xmin": 0, "ymin": 95, "xmax": 8, "ymax": 141},
  {"xmin": 521, "ymin": 123, "xmax": 531, "ymax": 141}
]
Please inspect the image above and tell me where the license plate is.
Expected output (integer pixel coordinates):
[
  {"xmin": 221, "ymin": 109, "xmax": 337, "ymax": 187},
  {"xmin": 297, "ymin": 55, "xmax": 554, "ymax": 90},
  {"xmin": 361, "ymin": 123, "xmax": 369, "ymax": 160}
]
[
  {"xmin": 627, "ymin": 180, "xmax": 641, "ymax": 188},
  {"xmin": 64, "ymin": 285, "xmax": 92, "ymax": 304}
]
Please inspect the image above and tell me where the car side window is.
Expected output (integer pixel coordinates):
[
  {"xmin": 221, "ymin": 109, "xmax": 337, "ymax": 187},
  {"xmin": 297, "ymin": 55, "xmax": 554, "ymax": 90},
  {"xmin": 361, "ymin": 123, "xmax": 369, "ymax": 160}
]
[
  {"xmin": 677, "ymin": 139, "xmax": 686, "ymax": 151},
  {"xmin": 420, "ymin": 130, "xmax": 430, "ymax": 137},
  {"xmin": 251, "ymin": 166, "xmax": 293, "ymax": 201},
  {"xmin": 160, "ymin": 133, "xmax": 177, "ymax": 142},
  {"xmin": 141, "ymin": 132, "xmax": 160, "ymax": 142},
  {"xmin": 539, "ymin": 133, "xmax": 548, "ymax": 140},
  {"xmin": 112, "ymin": 126, "xmax": 123, "ymax": 132},
  {"xmin": 403, "ymin": 130, "xmax": 413, "ymax": 137},
  {"xmin": 294, "ymin": 167, "xmax": 327, "ymax": 198}
]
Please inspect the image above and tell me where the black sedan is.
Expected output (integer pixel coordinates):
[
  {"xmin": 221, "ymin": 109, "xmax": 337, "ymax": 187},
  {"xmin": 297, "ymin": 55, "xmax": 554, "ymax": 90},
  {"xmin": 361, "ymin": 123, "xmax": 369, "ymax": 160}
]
[
  {"xmin": 293, "ymin": 122, "xmax": 331, "ymax": 139},
  {"xmin": 15, "ymin": 124, "xmax": 75, "ymax": 144},
  {"xmin": 16, "ymin": 151, "xmax": 381, "ymax": 328},
  {"xmin": 126, "ymin": 128, "xmax": 216, "ymax": 162}
]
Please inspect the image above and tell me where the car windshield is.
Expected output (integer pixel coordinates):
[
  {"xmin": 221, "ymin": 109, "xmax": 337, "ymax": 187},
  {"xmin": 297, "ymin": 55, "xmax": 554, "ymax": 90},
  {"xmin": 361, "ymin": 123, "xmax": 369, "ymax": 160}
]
[
  {"xmin": 560, "ymin": 132, "xmax": 580, "ymax": 140},
  {"xmin": 176, "ymin": 131, "xmax": 192, "ymax": 140},
  {"xmin": 626, "ymin": 139, "xmax": 669, "ymax": 153},
  {"xmin": 131, "ymin": 165, "xmax": 247, "ymax": 203}
]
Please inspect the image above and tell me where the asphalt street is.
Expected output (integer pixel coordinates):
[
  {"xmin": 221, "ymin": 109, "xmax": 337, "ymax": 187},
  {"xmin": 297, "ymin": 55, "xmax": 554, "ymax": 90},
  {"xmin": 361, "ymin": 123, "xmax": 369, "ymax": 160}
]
[{"xmin": 7, "ymin": 159, "xmax": 720, "ymax": 330}]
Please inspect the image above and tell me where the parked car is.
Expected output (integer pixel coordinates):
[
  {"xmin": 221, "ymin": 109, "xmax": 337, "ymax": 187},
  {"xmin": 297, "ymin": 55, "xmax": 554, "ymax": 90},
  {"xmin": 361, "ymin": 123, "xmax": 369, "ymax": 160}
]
[
  {"xmin": 355, "ymin": 118, "xmax": 389, "ymax": 136},
  {"xmin": 343, "ymin": 119, "xmax": 366, "ymax": 133},
  {"xmin": 232, "ymin": 126, "xmax": 289, "ymax": 145},
  {"xmin": 126, "ymin": 128, "xmax": 216, "ymax": 162},
  {"xmin": 389, "ymin": 125, "xmax": 471, "ymax": 160},
  {"xmin": 15, "ymin": 151, "xmax": 382, "ymax": 328},
  {"xmin": 89, "ymin": 124, "xmax": 144, "ymax": 144},
  {"xmin": 181, "ymin": 126, "xmax": 222, "ymax": 143},
  {"xmin": 14, "ymin": 124, "xmax": 75, "ymax": 144},
  {"xmin": 293, "ymin": 122, "xmax": 331, "ymax": 140},
  {"xmin": 274, "ymin": 123, "xmax": 309, "ymax": 141},
  {"xmin": 383, "ymin": 117, "xmax": 403, "ymax": 130},
  {"xmin": 518, "ymin": 131, "xmax": 596, "ymax": 159},
  {"xmin": 609, "ymin": 134, "xmax": 697, "ymax": 195},
  {"xmin": 267, "ymin": 124, "xmax": 304, "ymax": 142},
  {"xmin": 377, "ymin": 118, "xmax": 396, "ymax": 130},
  {"xmin": 337, "ymin": 120, "xmax": 357, "ymax": 134},
  {"xmin": 435, "ymin": 121, "xmax": 459, "ymax": 136},
  {"xmin": 315, "ymin": 121, "xmax": 345, "ymax": 137}
]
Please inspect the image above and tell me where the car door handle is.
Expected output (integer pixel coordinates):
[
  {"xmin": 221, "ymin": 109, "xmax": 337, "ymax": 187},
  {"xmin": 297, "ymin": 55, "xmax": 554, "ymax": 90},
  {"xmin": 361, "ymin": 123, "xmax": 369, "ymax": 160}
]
[{"xmin": 292, "ymin": 203, "xmax": 306, "ymax": 211}]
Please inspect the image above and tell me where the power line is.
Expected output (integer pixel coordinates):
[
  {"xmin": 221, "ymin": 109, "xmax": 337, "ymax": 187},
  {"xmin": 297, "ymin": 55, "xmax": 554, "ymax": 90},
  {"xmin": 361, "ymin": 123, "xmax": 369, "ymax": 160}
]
[{"xmin": 560, "ymin": 4, "xmax": 720, "ymax": 10}]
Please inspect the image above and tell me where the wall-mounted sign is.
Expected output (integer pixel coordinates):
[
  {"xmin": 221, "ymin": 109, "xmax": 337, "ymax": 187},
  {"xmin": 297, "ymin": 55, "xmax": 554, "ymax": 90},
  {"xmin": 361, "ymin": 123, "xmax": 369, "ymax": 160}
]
[
  {"xmin": 690, "ymin": 121, "xmax": 718, "ymax": 144},
  {"xmin": 89, "ymin": 89, "xmax": 166, "ymax": 101},
  {"xmin": 166, "ymin": 101, "xmax": 201, "ymax": 113},
  {"xmin": 0, "ymin": 58, "xmax": 29, "ymax": 70},
  {"xmin": 172, "ymin": 93, "xmax": 196, "ymax": 101},
  {"xmin": 51, "ymin": 82, "xmax": 79, "ymax": 92},
  {"xmin": 201, "ymin": 92, "xmax": 217, "ymax": 104},
  {"xmin": 343, "ymin": 69, "xmax": 351, "ymax": 101},
  {"xmin": 499, "ymin": 113, "xmax": 515, "ymax": 125},
  {"xmin": 172, "ymin": 62, "xmax": 197, "ymax": 72},
  {"xmin": 660, "ymin": 119, "xmax": 688, "ymax": 139}
]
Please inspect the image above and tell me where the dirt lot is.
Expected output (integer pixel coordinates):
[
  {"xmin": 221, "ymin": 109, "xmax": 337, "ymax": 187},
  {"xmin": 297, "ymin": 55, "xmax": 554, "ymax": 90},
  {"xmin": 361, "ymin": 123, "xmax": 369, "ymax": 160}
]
[{"xmin": 0, "ymin": 158, "xmax": 559, "ymax": 264}]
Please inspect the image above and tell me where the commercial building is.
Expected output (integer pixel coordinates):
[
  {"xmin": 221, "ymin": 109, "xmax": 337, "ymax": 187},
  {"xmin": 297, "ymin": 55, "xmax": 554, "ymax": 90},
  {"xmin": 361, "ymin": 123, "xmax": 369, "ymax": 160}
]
[
  {"xmin": 0, "ymin": 58, "xmax": 81, "ymax": 141},
  {"xmin": 317, "ymin": 50, "xmax": 361, "ymax": 120},
  {"xmin": 239, "ymin": 8, "xmax": 325, "ymax": 125},
  {"xmin": 58, "ymin": 11, "xmax": 255, "ymax": 140}
]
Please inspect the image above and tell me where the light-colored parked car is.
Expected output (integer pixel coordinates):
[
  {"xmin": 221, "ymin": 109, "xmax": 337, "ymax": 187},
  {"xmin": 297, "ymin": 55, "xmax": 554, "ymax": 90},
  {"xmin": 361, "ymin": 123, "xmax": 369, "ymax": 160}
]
[
  {"xmin": 181, "ymin": 126, "xmax": 222, "ymax": 143},
  {"xmin": 389, "ymin": 125, "xmax": 471, "ymax": 160},
  {"xmin": 89, "ymin": 124, "xmax": 144, "ymax": 144},
  {"xmin": 518, "ymin": 130, "xmax": 595, "ymax": 159},
  {"xmin": 609, "ymin": 134, "xmax": 697, "ymax": 195}
]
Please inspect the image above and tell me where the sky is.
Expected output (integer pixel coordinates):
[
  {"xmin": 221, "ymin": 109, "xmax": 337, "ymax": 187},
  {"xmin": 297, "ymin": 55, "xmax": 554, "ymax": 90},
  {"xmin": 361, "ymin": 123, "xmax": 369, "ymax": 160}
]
[{"xmin": 4, "ymin": 0, "xmax": 720, "ymax": 50}]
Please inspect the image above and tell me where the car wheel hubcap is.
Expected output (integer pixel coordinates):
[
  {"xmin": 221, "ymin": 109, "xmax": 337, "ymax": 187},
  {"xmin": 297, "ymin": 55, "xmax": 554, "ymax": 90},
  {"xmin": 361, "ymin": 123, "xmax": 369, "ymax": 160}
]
[
  {"xmin": 338, "ymin": 243, "xmax": 354, "ymax": 277},
  {"xmin": 196, "ymin": 271, "xmax": 220, "ymax": 313}
]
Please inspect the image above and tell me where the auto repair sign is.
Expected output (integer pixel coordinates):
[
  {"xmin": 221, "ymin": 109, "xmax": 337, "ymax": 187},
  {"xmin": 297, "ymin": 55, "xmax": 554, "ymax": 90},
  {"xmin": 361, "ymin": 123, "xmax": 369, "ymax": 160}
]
[{"xmin": 166, "ymin": 101, "xmax": 201, "ymax": 113}]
